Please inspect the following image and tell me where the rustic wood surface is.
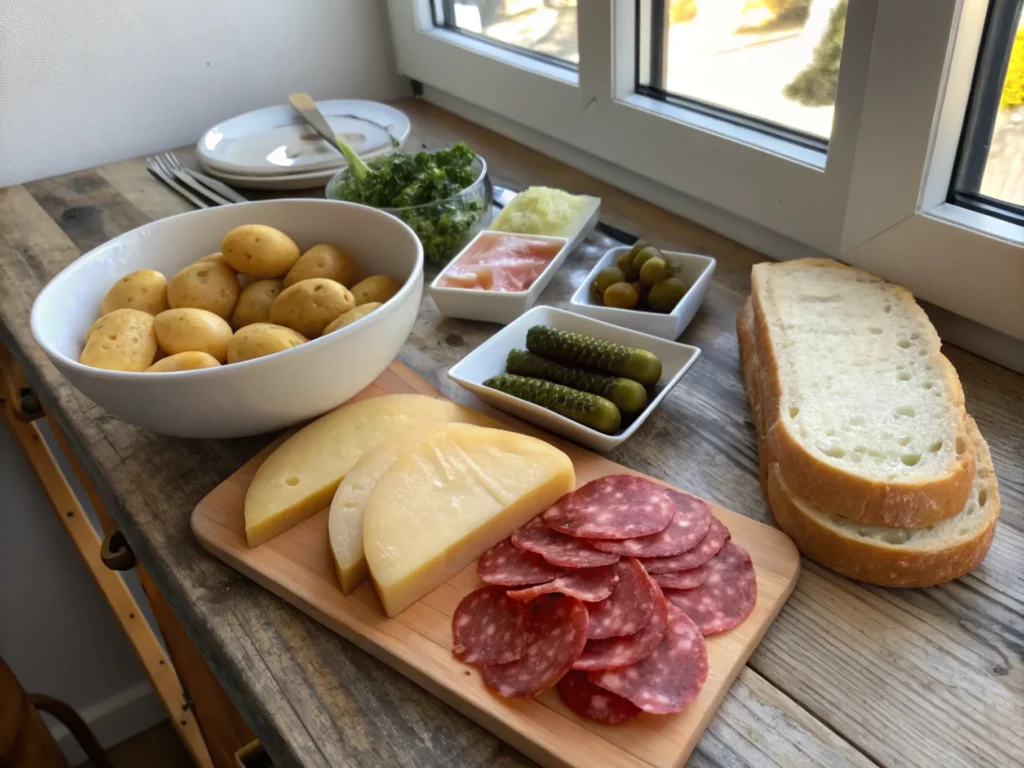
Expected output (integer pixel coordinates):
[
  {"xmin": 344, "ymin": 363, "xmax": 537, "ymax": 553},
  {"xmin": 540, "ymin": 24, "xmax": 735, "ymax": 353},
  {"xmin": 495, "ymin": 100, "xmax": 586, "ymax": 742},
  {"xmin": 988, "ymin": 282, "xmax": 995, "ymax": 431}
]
[
  {"xmin": 0, "ymin": 99, "xmax": 1021, "ymax": 768},
  {"xmin": 191, "ymin": 362, "xmax": 802, "ymax": 768}
]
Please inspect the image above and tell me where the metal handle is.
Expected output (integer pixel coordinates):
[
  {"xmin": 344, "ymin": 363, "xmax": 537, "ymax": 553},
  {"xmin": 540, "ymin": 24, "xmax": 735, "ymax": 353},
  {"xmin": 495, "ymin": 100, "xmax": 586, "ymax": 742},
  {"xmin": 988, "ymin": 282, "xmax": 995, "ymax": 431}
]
[{"xmin": 100, "ymin": 530, "xmax": 136, "ymax": 571}]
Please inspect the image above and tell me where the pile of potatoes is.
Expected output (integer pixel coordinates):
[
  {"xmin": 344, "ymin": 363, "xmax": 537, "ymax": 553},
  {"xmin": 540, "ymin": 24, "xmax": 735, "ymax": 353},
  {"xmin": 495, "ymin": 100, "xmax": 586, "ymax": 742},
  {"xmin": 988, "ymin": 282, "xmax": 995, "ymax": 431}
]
[{"xmin": 80, "ymin": 224, "xmax": 402, "ymax": 373}]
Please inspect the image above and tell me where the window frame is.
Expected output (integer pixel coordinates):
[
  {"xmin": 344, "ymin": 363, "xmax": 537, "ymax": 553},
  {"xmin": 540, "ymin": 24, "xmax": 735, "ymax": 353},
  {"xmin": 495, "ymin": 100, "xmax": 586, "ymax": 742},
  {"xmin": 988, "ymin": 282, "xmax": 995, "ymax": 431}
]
[{"xmin": 386, "ymin": 0, "xmax": 1024, "ymax": 344}]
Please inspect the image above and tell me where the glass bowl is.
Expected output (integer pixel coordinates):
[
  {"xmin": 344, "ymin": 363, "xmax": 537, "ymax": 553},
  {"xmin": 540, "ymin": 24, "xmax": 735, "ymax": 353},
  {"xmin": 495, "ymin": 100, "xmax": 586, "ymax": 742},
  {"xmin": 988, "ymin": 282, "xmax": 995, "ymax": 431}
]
[{"xmin": 326, "ymin": 155, "xmax": 492, "ymax": 267}]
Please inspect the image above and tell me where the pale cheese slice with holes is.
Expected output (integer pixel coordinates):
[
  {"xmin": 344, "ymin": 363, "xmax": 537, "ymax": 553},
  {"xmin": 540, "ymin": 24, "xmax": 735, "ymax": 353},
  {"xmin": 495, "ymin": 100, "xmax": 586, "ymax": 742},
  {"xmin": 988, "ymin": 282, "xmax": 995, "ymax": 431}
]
[
  {"xmin": 329, "ymin": 422, "xmax": 496, "ymax": 593},
  {"xmin": 363, "ymin": 426, "xmax": 575, "ymax": 616},
  {"xmin": 244, "ymin": 395, "xmax": 489, "ymax": 547}
]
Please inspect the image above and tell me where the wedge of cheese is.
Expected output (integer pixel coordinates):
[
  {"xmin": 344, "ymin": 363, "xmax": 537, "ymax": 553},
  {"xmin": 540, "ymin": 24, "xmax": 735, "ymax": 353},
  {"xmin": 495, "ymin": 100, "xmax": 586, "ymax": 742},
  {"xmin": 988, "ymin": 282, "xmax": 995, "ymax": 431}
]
[
  {"xmin": 329, "ymin": 422, "xmax": 493, "ymax": 593},
  {"xmin": 245, "ymin": 394, "xmax": 488, "ymax": 547},
  {"xmin": 363, "ymin": 425, "xmax": 575, "ymax": 616}
]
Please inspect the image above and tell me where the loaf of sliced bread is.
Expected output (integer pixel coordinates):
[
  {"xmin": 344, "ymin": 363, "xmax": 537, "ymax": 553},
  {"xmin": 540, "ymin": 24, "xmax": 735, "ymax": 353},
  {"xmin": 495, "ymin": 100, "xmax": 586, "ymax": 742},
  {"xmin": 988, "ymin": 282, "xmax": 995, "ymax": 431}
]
[
  {"xmin": 750, "ymin": 259, "xmax": 975, "ymax": 527},
  {"xmin": 738, "ymin": 298, "xmax": 999, "ymax": 587}
]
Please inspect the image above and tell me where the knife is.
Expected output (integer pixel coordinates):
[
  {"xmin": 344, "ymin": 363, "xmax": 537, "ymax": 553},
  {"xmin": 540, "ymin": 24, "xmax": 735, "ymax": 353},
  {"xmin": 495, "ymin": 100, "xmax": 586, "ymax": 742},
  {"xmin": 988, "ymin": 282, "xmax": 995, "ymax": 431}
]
[{"xmin": 288, "ymin": 92, "xmax": 343, "ymax": 154}]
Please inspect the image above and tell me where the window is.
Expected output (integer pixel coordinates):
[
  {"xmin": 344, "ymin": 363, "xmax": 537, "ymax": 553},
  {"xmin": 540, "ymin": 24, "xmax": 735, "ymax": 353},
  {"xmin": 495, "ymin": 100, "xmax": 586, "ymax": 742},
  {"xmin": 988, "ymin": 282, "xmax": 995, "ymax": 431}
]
[
  {"xmin": 432, "ymin": 1, "xmax": 579, "ymax": 67},
  {"xmin": 951, "ymin": 0, "xmax": 1024, "ymax": 224},
  {"xmin": 636, "ymin": 0, "xmax": 850, "ymax": 145},
  {"xmin": 387, "ymin": 0, "xmax": 1024, "ymax": 354}
]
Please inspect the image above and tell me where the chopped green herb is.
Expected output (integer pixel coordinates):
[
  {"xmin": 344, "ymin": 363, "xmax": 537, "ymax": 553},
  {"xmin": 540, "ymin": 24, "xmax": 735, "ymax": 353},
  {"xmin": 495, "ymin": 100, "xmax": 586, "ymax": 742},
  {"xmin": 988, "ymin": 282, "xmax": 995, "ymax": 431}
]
[{"xmin": 327, "ymin": 141, "xmax": 486, "ymax": 265}]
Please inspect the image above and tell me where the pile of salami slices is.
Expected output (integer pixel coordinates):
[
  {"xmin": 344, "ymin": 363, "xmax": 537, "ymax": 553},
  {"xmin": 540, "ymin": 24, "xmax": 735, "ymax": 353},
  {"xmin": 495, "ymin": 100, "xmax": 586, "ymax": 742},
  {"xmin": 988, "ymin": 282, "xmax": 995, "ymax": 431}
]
[{"xmin": 452, "ymin": 475, "xmax": 757, "ymax": 725}]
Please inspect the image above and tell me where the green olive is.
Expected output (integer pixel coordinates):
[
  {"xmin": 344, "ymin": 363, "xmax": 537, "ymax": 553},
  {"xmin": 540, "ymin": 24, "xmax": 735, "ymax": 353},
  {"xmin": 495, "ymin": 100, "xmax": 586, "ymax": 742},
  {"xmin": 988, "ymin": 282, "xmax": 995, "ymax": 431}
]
[
  {"xmin": 632, "ymin": 246, "xmax": 662, "ymax": 274},
  {"xmin": 603, "ymin": 281, "xmax": 639, "ymax": 309},
  {"xmin": 615, "ymin": 250, "xmax": 639, "ymax": 280},
  {"xmin": 648, "ymin": 277, "xmax": 689, "ymax": 312},
  {"xmin": 592, "ymin": 267, "xmax": 626, "ymax": 298},
  {"xmin": 628, "ymin": 239, "xmax": 650, "ymax": 260},
  {"xmin": 639, "ymin": 256, "xmax": 673, "ymax": 288}
]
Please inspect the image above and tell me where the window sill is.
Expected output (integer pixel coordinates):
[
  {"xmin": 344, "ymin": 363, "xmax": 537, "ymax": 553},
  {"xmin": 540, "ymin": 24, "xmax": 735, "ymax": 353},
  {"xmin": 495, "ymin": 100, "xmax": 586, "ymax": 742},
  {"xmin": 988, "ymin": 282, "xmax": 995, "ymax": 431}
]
[
  {"xmin": 926, "ymin": 201, "xmax": 1024, "ymax": 246},
  {"xmin": 619, "ymin": 93, "xmax": 828, "ymax": 171},
  {"xmin": 420, "ymin": 27, "xmax": 579, "ymax": 85}
]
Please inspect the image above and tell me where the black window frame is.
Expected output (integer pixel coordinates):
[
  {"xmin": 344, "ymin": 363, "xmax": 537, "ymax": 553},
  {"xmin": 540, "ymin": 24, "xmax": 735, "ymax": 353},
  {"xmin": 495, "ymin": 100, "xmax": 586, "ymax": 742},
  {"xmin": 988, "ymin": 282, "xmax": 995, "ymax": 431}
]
[
  {"xmin": 633, "ymin": 0, "xmax": 831, "ymax": 154},
  {"xmin": 949, "ymin": 0, "xmax": 1024, "ymax": 227},
  {"xmin": 431, "ymin": 0, "xmax": 579, "ymax": 72}
]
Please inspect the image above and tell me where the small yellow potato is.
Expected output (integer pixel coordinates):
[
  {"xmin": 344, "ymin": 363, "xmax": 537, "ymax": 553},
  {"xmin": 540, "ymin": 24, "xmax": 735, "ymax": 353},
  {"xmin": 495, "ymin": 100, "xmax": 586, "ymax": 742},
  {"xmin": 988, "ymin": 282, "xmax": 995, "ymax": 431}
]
[
  {"xmin": 350, "ymin": 274, "xmax": 401, "ymax": 306},
  {"xmin": 226, "ymin": 323, "xmax": 307, "ymax": 364},
  {"xmin": 101, "ymin": 270, "xmax": 169, "ymax": 315},
  {"xmin": 167, "ymin": 261, "xmax": 240, "ymax": 319},
  {"xmin": 269, "ymin": 278, "xmax": 355, "ymax": 338},
  {"xmin": 153, "ymin": 308, "xmax": 233, "ymax": 362},
  {"xmin": 323, "ymin": 302, "xmax": 382, "ymax": 334},
  {"xmin": 146, "ymin": 351, "xmax": 221, "ymax": 372},
  {"xmin": 197, "ymin": 251, "xmax": 251, "ymax": 286},
  {"xmin": 232, "ymin": 279, "xmax": 283, "ymax": 329},
  {"xmin": 283, "ymin": 244, "xmax": 357, "ymax": 288},
  {"xmin": 80, "ymin": 309, "xmax": 157, "ymax": 372},
  {"xmin": 195, "ymin": 252, "xmax": 227, "ymax": 267},
  {"xmin": 221, "ymin": 224, "xmax": 300, "ymax": 278}
]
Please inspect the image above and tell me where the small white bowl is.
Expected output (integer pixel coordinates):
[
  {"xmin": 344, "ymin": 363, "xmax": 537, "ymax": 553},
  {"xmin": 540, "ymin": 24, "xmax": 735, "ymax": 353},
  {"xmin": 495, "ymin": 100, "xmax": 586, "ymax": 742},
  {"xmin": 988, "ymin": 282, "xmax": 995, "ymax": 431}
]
[
  {"xmin": 447, "ymin": 306, "xmax": 701, "ymax": 452},
  {"xmin": 31, "ymin": 199, "xmax": 423, "ymax": 438},
  {"xmin": 429, "ymin": 203, "xmax": 600, "ymax": 324},
  {"xmin": 571, "ymin": 246, "xmax": 716, "ymax": 339}
]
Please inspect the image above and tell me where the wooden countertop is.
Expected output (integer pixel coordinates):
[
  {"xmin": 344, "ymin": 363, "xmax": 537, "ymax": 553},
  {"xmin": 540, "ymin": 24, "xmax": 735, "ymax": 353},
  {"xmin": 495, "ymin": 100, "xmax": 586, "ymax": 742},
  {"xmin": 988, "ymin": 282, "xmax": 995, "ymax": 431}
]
[{"xmin": 1, "ymin": 99, "xmax": 1022, "ymax": 768}]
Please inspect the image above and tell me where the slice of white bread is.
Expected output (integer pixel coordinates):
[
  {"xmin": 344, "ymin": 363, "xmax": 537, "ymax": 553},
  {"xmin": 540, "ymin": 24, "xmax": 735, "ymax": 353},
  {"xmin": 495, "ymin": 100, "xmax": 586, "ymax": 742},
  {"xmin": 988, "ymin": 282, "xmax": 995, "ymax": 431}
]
[
  {"xmin": 750, "ymin": 259, "xmax": 975, "ymax": 527},
  {"xmin": 738, "ymin": 298, "xmax": 1000, "ymax": 587}
]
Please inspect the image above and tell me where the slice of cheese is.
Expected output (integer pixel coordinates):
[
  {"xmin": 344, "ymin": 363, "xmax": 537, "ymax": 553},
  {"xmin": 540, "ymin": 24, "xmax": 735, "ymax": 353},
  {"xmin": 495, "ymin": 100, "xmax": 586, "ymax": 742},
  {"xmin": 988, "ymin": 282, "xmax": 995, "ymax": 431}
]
[
  {"xmin": 329, "ymin": 421, "xmax": 496, "ymax": 593},
  {"xmin": 363, "ymin": 425, "xmax": 575, "ymax": 616},
  {"xmin": 245, "ymin": 394, "xmax": 488, "ymax": 547}
]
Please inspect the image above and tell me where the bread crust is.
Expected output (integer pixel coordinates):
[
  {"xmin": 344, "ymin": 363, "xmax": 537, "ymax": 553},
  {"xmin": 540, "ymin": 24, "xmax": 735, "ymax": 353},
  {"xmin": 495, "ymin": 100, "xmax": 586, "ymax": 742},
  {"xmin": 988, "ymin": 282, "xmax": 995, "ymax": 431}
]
[
  {"xmin": 750, "ymin": 259, "xmax": 975, "ymax": 527},
  {"xmin": 738, "ymin": 298, "xmax": 999, "ymax": 587}
]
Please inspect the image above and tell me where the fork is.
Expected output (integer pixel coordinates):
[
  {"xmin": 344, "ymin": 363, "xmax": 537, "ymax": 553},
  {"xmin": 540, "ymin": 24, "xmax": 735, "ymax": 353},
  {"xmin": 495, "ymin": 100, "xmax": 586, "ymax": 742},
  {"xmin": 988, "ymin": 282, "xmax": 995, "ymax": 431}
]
[{"xmin": 147, "ymin": 153, "xmax": 247, "ymax": 207}]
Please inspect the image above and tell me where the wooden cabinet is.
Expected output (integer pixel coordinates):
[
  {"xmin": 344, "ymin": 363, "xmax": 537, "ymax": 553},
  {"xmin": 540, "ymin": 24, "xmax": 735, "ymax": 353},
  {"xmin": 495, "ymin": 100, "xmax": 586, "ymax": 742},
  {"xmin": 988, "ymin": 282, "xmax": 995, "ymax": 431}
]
[{"xmin": 0, "ymin": 344, "xmax": 256, "ymax": 768}]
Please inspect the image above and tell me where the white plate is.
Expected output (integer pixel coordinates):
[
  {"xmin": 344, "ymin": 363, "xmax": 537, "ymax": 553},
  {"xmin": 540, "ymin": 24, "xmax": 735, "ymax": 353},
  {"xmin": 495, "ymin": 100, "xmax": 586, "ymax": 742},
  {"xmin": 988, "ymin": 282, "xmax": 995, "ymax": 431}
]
[
  {"xmin": 197, "ymin": 100, "xmax": 410, "ymax": 177},
  {"xmin": 447, "ymin": 306, "xmax": 701, "ymax": 452},
  {"xmin": 198, "ymin": 162, "xmax": 339, "ymax": 191},
  {"xmin": 571, "ymin": 247, "xmax": 716, "ymax": 339},
  {"xmin": 428, "ymin": 201, "xmax": 600, "ymax": 324}
]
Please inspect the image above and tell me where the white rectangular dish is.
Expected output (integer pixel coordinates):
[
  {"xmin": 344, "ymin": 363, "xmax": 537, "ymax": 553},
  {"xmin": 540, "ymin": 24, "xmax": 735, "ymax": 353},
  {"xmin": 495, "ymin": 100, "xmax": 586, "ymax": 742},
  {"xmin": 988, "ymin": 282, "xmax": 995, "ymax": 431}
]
[
  {"xmin": 571, "ymin": 247, "xmax": 716, "ymax": 339},
  {"xmin": 428, "ymin": 203, "xmax": 600, "ymax": 324},
  {"xmin": 447, "ymin": 306, "xmax": 701, "ymax": 452}
]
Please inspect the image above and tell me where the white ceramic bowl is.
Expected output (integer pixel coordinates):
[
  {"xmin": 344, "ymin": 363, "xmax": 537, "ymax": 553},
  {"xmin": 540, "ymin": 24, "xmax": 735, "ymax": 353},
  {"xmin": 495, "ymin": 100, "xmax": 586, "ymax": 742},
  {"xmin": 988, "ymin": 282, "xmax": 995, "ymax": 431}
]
[
  {"xmin": 447, "ymin": 306, "xmax": 701, "ymax": 452},
  {"xmin": 31, "ymin": 199, "xmax": 423, "ymax": 438},
  {"xmin": 571, "ymin": 246, "xmax": 716, "ymax": 339}
]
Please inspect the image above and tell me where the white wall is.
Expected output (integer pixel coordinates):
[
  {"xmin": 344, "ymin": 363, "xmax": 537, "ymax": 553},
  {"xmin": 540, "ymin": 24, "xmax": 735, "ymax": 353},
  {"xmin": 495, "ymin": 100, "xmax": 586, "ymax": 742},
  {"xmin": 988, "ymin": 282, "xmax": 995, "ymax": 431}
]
[{"xmin": 0, "ymin": 0, "xmax": 410, "ymax": 186}]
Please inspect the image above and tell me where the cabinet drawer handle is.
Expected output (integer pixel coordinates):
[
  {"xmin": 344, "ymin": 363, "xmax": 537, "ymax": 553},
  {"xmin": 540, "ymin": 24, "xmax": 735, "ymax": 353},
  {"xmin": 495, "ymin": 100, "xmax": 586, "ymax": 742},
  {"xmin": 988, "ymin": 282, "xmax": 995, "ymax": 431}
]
[{"xmin": 100, "ymin": 530, "xmax": 136, "ymax": 571}]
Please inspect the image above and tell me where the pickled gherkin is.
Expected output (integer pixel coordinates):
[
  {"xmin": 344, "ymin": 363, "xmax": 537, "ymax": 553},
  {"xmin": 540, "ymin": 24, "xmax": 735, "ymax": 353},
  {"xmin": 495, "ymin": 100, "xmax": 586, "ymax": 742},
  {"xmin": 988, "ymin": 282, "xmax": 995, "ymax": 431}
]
[
  {"xmin": 525, "ymin": 325, "xmax": 662, "ymax": 386},
  {"xmin": 505, "ymin": 349, "xmax": 648, "ymax": 416},
  {"xmin": 483, "ymin": 373, "xmax": 622, "ymax": 434}
]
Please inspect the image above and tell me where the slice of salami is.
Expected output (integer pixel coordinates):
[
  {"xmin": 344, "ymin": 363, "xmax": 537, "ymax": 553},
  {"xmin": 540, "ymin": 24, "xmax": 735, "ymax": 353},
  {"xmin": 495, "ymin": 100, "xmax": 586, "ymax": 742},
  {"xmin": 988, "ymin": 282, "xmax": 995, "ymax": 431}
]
[
  {"xmin": 652, "ymin": 564, "xmax": 709, "ymax": 590},
  {"xmin": 557, "ymin": 671, "xmax": 641, "ymax": 725},
  {"xmin": 588, "ymin": 604, "xmax": 708, "ymax": 714},
  {"xmin": 542, "ymin": 475, "xmax": 675, "ymax": 540},
  {"xmin": 512, "ymin": 520, "xmax": 620, "ymax": 568},
  {"xmin": 639, "ymin": 517, "xmax": 730, "ymax": 574},
  {"xmin": 482, "ymin": 595, "xmax": 589, "ymax": 698},
  {"xmin": 664, "ymin": 542, "xmax": 757, "ymax": 635},
  {"xmin": 590, "ymin": 492, "xmax": 712, "ymax": 557},
  {"xmin": 506, "ymin": 565, "xmax": 619, "ymax": 603},
  {"xmin": 586, "ymin": 558, "xmax": 658, "ymax": 640},
  {"xmin": 573, "ymin": 581, "xmax": 668, "ymax": 671},
  {"xmin": 478, "ymin": 538, "xmax": 567, "ymax": 586},
  {"xmin": 452, "ymin": 587, "xmax": 529, "ymax": 665}
]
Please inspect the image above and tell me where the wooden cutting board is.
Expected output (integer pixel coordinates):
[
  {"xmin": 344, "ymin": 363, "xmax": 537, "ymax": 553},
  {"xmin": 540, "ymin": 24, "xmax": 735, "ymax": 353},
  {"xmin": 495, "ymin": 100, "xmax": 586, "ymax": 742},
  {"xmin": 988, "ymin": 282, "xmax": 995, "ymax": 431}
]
[{"xmin": 191, "ymin": 362, "xmax": 801, "ymax": 768}]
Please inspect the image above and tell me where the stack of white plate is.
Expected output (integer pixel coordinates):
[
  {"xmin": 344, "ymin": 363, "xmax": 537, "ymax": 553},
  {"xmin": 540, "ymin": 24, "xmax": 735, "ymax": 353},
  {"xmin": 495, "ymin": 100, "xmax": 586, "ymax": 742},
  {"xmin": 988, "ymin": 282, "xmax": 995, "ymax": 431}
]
[{"xmin": 196, "ymin": 100, "xmax": 411, "ymax": 191}]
